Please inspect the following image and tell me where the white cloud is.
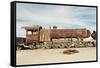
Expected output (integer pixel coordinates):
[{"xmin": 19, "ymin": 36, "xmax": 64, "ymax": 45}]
[{"xmin": 16, "ymin": 3, "xmax": 96, "ymax": 37}]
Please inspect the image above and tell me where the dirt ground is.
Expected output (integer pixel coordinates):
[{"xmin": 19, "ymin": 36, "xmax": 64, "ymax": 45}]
[{"xmin": 16, "ymin": 47, "xmax": 96, "ymax": 65}]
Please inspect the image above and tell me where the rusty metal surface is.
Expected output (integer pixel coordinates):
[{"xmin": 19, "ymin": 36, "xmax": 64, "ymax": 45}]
[
  {"xmin": 50, "ymin": 29, "xmax": 90, "ymax": 39},
  {"xmin": 23, "ymin": 25, "xmax": 91, "ymax": 42},
  {"xmin": 26, "ymin": 35, "xmax": 39, "ymax": 41}
]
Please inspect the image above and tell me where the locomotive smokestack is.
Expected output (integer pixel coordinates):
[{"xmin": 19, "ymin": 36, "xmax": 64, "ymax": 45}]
[{"xmin": 53, "ymin": 26, "xmax": 57, "ymax": 29}]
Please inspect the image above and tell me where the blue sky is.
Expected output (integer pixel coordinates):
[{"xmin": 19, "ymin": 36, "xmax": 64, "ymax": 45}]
[{"xmin": 16, "ymin": 3, "xmax": 96, "ymax": 37}]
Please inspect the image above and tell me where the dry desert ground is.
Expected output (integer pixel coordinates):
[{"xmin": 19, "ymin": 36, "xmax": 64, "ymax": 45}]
[{"xmin": 16, "ymin": 47, "xmax": 96, "ymax": 65}]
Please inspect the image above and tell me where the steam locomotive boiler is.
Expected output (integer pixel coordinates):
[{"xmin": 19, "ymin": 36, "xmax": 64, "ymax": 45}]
[{"xmin": 39, "ymin": 29, "xmax": 90, "ymax": 43}]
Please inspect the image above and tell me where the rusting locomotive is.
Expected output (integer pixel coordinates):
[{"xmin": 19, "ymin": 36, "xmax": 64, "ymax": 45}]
[
  {"xmin": 23, "ymin": 25, "xmax": 90, "ymax": 42},
  {"xmin": 16, "ymin": 25, "xmax": 95, "ymax": 50}
]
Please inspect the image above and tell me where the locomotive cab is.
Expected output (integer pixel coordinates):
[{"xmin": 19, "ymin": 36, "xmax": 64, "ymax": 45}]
[{"xmin": 22, "ymin": 25, "xmax": 42, "ymax": 48}]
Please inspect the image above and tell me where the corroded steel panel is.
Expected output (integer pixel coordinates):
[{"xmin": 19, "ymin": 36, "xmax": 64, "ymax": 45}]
[
  {"xmin": 50, "ymin": 29, "xmax": 90, "ymax": 39},
  {"xmin": 26, "ymin": 35, "xmax": 39, "ymax": 41},
  {"xmin": 40, "ymin": 29, "xmax": 50, "ymax": 42}
]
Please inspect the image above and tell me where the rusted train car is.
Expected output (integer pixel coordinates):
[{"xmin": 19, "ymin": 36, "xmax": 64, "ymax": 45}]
[{"xmin": 16, "ymin": 25, "xmax": 93, "ymax": 49}]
